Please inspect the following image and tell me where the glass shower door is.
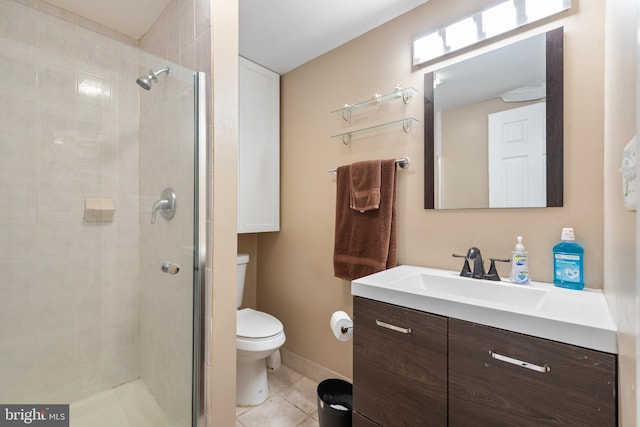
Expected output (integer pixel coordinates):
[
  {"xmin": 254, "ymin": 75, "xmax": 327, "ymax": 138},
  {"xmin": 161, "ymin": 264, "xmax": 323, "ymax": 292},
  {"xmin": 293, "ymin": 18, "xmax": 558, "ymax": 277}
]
[{"xmin": 136, "ymin": 62, "xmax": 203, "ymax": 427}]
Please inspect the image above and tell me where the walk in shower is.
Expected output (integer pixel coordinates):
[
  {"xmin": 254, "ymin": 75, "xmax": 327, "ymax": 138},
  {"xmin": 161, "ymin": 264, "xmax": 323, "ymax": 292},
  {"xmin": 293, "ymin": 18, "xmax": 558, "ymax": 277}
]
[{"xmin": 0, "ymin": 1, "xmax": 207, "ymax": 426}]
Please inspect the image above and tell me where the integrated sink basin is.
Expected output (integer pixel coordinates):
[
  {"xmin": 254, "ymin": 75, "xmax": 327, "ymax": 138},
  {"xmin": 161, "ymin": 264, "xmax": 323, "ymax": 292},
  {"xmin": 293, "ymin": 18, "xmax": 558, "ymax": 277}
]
[
  {"xmin": 351, "ymin": 265, "xmax": 618, "ymax": 353},
  {"xmin": 390, "ymin": 271, "xmax": 548, "ymax": 310}
]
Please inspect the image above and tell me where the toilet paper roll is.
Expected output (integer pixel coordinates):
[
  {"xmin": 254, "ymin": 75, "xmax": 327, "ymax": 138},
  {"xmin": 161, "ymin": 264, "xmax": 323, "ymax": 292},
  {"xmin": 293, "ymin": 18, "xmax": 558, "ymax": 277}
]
[{"xmin": 330, "ymin": 311, "xmax": 353, "ymax": 342}]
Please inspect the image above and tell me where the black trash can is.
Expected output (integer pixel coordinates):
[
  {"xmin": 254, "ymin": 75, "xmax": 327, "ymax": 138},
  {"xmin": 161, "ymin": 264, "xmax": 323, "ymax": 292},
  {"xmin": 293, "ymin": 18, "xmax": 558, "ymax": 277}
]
[{"xmin": 317, "ymin": 379, "xmax": 352, "ymax": 427}]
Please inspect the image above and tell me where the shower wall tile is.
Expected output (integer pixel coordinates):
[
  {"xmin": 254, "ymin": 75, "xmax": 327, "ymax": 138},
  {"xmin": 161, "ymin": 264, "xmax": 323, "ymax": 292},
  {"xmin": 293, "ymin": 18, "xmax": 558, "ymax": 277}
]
[
  {"xmin": 194, "ymin": 0, "xmax": 211, "ymax": 40},
  {"xmin": 179, "ymin": 0, "xmax": 195, "ymax": 51},
  {"xmin": 0, "ymin": 260, "xmax": 36, "ymax": 308},
  {"xmin": 0, "ymin": 53, "xmax": 37, "ymax": 98},
  {"xmin": 2, "ymin": 0, "xmax": 142, "ymax": 405},
  {"xmin": 38, "ymin": 64, "xmax": 78, "ymax": 108},
  {"xmin": 38, "ymin": 331, "xmax": 78, "ymax": 371},
  {"xmin": 0, "ymin": 180, "xmax": 37, "ymax": 220},
  {"xmin": 37, "ymin": 256, "xmax": 79, "ymax": 296},
  {"xmin": 0, "ymin": 304, "xmax": 35, "ymax": 341},
  {"xmin": 77, "ymin": 72, "xmax": 112, "ymax": 114},
  {"xmin": 36, "ymin": 220, "xmax": 79, "ymax": 256},
  {"xmin": 36, "ymin": 15, "xmax": 80, "ymax": 64},
  {"xmin": 105, "ymin": 284, "xmax": 140, "ymax": 323},
  {"xmin": 165, "ymin": 0, "xmax": 181, "ymax": 61},
  {"xmin": 35, "ymin": 294, "xmax": 78, "ymax": 333},
  {"xmin": 195, "ymin": 28, "xmax": 211, "ymax": 77},
  {"xmin": 0, "ymin": 133, "xmax": 37, "ymax": 181},
  {"xmin": 37, "ymin": 180, "xmax": 80, "ymax": 220},
  {"xmin": 139, "ymin": 24, "xmax": 166, "ymax": 60},
  {"xmin": 0, "ymin": 337, "xmax": 40, "ymax": 402},
  {"xmin": 0, "ymin": 95, "xmax": 38, "ymax": 140},
  {"xmin": 180, "ymin": 41, "xmax": 196, "ymax": 72},
  {"xmin": 0, "ymin": 0, "xmax": 37, "ymax": 45},
  {"xmin": 76, "ymin": 33, "xmax": 120, "ymax": 72},
  {"xmin": 0, "ymin": 220, "xmax": 37, "ymax": 262}
]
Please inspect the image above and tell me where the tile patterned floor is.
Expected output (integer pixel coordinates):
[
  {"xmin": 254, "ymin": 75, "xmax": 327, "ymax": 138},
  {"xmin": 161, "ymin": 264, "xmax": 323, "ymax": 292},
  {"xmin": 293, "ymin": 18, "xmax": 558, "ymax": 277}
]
[{"xmin": 236, "ymin": 365, "xmax": 320, "ymax": 427}]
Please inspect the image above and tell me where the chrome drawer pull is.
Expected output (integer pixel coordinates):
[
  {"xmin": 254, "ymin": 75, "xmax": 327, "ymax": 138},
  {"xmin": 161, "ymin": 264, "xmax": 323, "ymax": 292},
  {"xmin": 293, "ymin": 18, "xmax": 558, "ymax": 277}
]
[
  {"xmin": 375, "ymin": 320, "xmax": 412, "ymax": 334},
  {"xmin": 489, "ymin": 350, "xmax": 550, "ymax": 373}
]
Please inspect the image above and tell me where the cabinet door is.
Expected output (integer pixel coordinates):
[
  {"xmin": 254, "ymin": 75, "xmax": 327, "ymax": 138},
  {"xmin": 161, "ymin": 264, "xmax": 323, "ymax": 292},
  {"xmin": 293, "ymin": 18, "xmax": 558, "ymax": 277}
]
[
  {"xmin": 238, "ymin": 57, "xmax": 280, "ymax": 233},
  {"xmin": 353, "ymin": 411, "xmax": 381, "ymax": 427},
  {"xmin": 353, "ymin": 297, "xmax": 448, "ymax": 427},
  {"xmin": 449, "ymin": 319, "xmax": 617, "ymax": 427}
]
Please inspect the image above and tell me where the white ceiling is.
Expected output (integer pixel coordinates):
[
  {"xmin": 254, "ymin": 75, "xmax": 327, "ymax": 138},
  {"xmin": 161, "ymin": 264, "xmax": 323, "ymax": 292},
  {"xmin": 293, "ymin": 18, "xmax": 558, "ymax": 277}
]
[
  {"xmin": 239, "ymin": 0, "xmax": 428, "ymax": 74},
  {"xmin": 44, "ymin": 0, "xmax": 428, "ymax": 75}
]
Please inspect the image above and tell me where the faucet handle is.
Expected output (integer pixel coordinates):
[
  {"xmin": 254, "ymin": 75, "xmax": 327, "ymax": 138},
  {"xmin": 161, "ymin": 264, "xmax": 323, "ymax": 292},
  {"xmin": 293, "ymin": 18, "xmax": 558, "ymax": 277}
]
[
  {"xmin": 452, "ymin": 254, "xmax": 472, "ymax": 277},
  {"xmin": 484, "ymin": 258, "xmax": 510, "ymax": 281}
]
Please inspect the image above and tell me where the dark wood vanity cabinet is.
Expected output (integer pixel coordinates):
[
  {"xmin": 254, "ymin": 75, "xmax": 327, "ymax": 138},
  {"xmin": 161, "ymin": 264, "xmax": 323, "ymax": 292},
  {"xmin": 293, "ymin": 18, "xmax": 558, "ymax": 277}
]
[
  {"xmin": 353, "ymin": 297, "xmax": 448, "ymax": 427},
  {"xmin": 353, "ymin": 297, "xmax": 617, "ymax": 427},
  {"xmin": 448, "ymin": 318, "xmax": 617, "ymax": 427}
]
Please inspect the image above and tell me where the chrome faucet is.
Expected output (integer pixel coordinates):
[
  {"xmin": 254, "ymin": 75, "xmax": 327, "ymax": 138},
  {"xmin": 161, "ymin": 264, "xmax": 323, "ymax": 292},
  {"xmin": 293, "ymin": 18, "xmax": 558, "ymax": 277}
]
[{"xmin": 452, "ymin": 247, "xmax": 510, "ymax": 281}]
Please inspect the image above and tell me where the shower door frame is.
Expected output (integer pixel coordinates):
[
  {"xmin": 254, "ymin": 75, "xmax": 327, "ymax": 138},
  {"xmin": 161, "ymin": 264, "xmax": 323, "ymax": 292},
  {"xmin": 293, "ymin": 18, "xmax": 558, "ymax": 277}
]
[{"xmin": 193, "ymin": 71, "xmax": 207, "ymax": 427}]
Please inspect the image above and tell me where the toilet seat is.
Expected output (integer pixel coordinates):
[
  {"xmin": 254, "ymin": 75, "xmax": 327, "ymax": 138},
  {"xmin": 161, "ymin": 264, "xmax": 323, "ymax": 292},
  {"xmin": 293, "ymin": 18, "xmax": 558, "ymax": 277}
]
[
  {"xmin": 237, "ymin": 308, "xmax": 283, "ymax": 339},
  {"xmin": 237, "ymin": 308, "xmax": 285, "ymax": 353}
]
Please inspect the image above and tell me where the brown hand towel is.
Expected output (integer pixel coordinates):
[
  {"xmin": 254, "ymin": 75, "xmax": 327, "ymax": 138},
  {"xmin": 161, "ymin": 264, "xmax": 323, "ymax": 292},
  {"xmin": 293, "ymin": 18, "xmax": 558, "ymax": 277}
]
[
  {"xmin": 349, "ymin": 160, "xmax": 381, "ymax": 212},
  {"xmin": 334, "ymin": 159, "xmax": 397, "ymax": 281}
]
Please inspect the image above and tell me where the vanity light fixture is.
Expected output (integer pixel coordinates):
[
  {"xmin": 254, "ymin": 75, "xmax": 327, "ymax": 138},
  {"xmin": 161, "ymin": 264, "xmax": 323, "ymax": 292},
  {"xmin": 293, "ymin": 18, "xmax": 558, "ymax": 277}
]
[
  {"xmin": 412, "ymin": 0, "xmax": 571, "ymax": 66},
  {"xmin": 482, "ymin": 1, "xmax": 517, "ymax": 38}
]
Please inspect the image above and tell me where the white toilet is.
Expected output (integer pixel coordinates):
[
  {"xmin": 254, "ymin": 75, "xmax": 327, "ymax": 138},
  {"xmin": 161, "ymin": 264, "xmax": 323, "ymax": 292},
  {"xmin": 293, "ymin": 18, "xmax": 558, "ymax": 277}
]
[{"xmin": 236, "ymin": 253, "xmax": 286, "ymax": 406}]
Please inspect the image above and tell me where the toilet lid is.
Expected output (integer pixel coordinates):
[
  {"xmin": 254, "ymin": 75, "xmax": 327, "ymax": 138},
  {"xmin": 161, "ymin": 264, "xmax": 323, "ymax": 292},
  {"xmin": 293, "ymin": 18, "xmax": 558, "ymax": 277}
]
[{"xmin": 237, "ymin": 308, "xmax": 283, "ymax": 339}]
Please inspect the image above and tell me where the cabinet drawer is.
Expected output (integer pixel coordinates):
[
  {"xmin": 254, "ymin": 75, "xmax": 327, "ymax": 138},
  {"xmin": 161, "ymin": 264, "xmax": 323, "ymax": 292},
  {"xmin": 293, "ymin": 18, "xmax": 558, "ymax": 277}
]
[
  {"xmin": 353, "ymin": 297, "xmax": 448, "ymax": 427},
  {"xmin": 449, "ymin": 318, "xmax": 617, "ymax": 427}
]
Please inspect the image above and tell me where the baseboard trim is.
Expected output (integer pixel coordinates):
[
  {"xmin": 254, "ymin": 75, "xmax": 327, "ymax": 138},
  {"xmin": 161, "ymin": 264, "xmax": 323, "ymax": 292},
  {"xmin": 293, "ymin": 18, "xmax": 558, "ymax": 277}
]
[{"xmin": 280, "ymin": 348, "xmax": 351, "ymax": 384}]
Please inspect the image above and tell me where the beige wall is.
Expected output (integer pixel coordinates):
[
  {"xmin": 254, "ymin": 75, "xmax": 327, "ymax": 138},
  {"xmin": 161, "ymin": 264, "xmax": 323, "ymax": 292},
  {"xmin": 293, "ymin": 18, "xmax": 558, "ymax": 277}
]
[
  {"xmin": 258, "ymin": 0, "xmax": 605, "ymax": 383},
  {"xmin": 208, "ymin": 0, "xmax": 238, "ymax": 424},
  {"xmin": 604, "ymin": 0, "xmax": 638, "ymax": 425}
]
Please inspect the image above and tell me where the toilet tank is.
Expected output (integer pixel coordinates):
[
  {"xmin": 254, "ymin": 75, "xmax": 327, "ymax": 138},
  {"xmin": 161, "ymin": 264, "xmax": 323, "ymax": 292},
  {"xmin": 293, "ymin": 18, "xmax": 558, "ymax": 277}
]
[{"xmin": 237, "ymin": 253, "xmax": 250, "ymax": 308}]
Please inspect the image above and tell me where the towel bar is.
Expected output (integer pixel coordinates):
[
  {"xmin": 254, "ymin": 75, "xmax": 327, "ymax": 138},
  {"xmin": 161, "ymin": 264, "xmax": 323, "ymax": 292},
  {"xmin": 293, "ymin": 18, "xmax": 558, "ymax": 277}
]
[{"xmin": 327, "ymin": 156, "xmax": 410, "ymax": 174}]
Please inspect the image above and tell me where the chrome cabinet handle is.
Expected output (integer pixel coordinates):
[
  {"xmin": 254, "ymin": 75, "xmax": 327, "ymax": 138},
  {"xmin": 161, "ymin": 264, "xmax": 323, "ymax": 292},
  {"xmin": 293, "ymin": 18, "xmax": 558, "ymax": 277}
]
[
  {"xmin": 161, "ymin": 262, "xmax": 180, "ymax": 275},
  {"xmin": 489, "ymin": 350, "xmax": 550, "ymax": 373},
  {"xmin": 375, "ymin": 319, "xmax": 412, "ymax": 334}
]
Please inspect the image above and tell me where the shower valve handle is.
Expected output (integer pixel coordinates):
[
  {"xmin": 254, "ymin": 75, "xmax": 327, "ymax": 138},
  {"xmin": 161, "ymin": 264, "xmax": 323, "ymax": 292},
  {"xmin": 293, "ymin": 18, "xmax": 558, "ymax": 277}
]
[{"xmin": 151, "ymin": 188, "xmax": 177, "ymax": 224}]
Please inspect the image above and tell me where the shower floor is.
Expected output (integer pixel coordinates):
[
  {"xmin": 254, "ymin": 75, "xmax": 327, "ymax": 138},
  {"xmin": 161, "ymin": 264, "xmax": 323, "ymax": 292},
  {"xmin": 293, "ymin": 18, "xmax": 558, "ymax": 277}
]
[{"xmin": 70, "ymin": 380, "xmax": 172, "ymax": 427}]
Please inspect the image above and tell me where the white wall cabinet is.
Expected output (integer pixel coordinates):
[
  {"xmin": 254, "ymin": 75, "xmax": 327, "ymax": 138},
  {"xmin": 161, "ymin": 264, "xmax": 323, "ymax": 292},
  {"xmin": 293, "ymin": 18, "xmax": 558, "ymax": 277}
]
[{"xmin": 238, "ymin": 57, "xmax": 280, "ymax": 233}]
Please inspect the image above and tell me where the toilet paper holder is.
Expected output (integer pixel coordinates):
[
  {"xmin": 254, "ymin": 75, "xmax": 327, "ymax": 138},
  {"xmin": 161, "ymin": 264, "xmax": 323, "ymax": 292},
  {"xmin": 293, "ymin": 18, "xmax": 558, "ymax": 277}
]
[{"xmin": 330, "ymin": 311, "xmax": 354, "ymax": 342}]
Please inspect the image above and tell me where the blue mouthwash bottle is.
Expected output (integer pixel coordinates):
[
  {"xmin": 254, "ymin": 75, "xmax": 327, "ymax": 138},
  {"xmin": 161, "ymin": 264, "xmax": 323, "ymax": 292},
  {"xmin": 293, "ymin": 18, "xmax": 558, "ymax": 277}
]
[{"xmin": 553, "ymin": 227, "xmax": 584, "ymax": 290}]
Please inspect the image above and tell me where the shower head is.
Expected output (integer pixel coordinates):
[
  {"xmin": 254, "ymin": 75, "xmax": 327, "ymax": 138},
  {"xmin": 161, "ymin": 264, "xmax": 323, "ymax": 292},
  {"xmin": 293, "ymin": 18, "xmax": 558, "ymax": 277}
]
[{"xmin": 136, "ymin": 67, "xmax": 170, "ymax": 90}]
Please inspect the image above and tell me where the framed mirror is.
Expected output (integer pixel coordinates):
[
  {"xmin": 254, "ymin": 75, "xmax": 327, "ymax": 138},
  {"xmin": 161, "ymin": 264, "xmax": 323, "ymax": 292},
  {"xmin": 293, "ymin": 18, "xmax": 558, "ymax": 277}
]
[{"xmin": 424, "ymin": 27, "xmax": 563, "ymax": 209}]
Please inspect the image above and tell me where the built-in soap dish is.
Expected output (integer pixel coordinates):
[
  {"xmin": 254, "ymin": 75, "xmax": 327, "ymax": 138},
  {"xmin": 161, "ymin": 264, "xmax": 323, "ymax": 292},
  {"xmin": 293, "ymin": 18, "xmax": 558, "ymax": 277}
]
[{"xmin": 84, "ymin": 197, "xmax": 116, "ymax": 222}]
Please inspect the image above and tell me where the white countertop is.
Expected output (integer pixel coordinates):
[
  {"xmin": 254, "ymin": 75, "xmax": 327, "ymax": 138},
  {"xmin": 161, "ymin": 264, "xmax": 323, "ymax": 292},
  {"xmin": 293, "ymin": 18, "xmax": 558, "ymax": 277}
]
[{"xmin": 351, "ymin": 265, "xmax": 618, "ymax": 354}]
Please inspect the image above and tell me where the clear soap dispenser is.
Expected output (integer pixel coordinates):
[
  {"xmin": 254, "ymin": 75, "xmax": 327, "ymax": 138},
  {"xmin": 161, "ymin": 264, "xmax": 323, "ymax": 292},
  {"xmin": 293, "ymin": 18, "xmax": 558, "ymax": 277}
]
[{"xmin": 509, "ymin": 236, "xmax": 530, "ymax": 284}]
